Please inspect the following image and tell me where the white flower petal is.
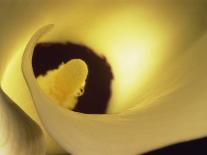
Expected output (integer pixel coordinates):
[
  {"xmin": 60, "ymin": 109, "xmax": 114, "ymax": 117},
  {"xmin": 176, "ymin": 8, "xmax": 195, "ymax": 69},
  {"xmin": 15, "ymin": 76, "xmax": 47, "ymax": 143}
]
[
  {"xmin": 0, "ymin": 88, "xmax": 45, "ymax": 155},
  {"xmin": 22, "ymin": 22, "xmax": 207, "ymax": 155},
  {"xmin": 0, "ymin": 1, "xmax": 206, "ymax": 155}
]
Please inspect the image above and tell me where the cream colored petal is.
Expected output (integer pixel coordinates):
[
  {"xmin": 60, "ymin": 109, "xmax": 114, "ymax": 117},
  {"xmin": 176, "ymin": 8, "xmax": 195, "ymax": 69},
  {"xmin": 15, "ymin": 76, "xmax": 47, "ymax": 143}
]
[
  {"xmin": 0, "ymin": 1, "xmax": 206, "ymax": 155},
  {"xmin": 0, "ymin": 88, "xmax": 45, "ymax": 155},
  {"xmin": 22, "ymin": 21, "xmax": 207, "ymax": 155}
]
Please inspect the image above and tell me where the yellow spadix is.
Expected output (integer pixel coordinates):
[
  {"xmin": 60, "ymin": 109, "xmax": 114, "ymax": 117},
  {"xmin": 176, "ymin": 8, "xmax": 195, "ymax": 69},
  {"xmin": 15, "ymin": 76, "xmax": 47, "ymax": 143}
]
[{"xmin": 37, "ymin": 59, "xmax": 88, "ymax": 109}]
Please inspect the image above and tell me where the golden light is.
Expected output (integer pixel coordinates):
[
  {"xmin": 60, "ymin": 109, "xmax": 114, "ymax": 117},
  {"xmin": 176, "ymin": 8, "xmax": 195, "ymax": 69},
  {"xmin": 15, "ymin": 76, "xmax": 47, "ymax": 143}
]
[
  {"xmin": 1, "ymin": 4, "xmax": 172, "ymax": 114},
  {"xmin": 1, "ymin": 1, "xmax": 207, "ymax": 155},
  {"xmin": 80, "ymin": 7, "xmax": 170, "ymax": 113}
]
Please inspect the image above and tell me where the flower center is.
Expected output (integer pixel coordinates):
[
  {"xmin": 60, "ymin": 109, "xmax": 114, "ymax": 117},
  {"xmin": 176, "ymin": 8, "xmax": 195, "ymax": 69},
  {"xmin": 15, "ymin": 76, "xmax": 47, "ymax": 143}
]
[
  {"xmin": 37, "ymin": 59, "xmax": 88, "ymax": 109},
  {"xmin": 32, "ymin": 42, "xmax": 113, "ymax": 114}
]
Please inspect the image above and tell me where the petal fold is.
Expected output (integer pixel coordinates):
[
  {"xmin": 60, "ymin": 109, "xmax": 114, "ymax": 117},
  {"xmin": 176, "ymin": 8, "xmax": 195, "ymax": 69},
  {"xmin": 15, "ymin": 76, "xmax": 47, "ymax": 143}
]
[
  {"xmin": 22, "ymin": 25, "xmax": 207, "ymax": 155},
  {"xmin": 0, "ymin": 88, "xmax": 45, "ymax": 155}
]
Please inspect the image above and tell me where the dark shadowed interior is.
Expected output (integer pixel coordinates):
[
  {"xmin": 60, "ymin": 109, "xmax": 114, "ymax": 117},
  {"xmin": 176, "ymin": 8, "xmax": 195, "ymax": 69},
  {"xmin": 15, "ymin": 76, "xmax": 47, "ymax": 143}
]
[
  {"xmin": 32, "ymin": 42, "xmax": 113, "ymax": 114},
  {"xmin": 143, "ymin": 136, "xmax": 207, "ymax": 155}
]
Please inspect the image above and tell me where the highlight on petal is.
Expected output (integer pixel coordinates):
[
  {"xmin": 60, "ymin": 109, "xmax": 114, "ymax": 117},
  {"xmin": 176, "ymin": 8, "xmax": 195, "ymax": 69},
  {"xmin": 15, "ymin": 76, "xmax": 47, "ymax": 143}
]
[
  {"xmin": 21, "ymin": 23, "xmax": 207, "ymax": 155},
  {"xmin": 0, "ymin": 88, "xmax": 45, "ymax": 155},
  {"xmin": 0, "ymin": 1, "xmax": 205, "ymax": 155}
]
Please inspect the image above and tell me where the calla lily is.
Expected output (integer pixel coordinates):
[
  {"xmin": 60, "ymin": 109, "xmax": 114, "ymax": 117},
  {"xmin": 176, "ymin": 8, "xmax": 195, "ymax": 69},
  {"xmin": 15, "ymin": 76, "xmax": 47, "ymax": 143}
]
[{"xmin": 1, "ymin": 1, "xmax": 207, "ymax": 155}]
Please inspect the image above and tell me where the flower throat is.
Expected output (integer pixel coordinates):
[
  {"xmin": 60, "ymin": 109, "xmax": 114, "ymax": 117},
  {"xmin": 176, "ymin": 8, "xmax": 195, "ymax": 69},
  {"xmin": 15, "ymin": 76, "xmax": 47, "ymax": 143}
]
[{"xmin": 32, "ymin": 42, "xmax": 113, "ymax": 114}]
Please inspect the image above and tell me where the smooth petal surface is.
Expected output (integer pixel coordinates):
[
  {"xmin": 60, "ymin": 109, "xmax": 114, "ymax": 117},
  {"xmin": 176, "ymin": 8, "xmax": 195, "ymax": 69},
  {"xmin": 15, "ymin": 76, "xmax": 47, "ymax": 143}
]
[
  {"xmin": 0, "ymin": 88, "xmax": 45, "ymax": 155},
  {"xmin": 0, "ymin": 1, "xmax": 207, "ymax": 155},
  {"xmin": 22, "ymin": 22, "xmax": 207, "ymax": 155}
]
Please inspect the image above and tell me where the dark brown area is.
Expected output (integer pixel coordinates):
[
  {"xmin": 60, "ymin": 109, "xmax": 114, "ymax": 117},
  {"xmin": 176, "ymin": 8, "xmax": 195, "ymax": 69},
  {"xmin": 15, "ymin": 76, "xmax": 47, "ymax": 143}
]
[
  {"xmin": 143, "ymin": 136, "xmax": 207, "ymax": 155},
  {"xmin": 32, "ymin": 42, "xmax": 113, "ymax": 114}
]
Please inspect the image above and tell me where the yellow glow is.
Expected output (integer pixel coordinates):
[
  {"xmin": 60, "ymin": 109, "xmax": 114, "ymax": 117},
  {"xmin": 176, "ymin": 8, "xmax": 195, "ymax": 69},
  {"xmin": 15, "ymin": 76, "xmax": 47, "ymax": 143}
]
[
  {"xmin": 1, "ymin": 46, "xmax": 67, "ymax": 154},
  {"xmin": 1, "ymin": 46, "xmax": 39, "ymax": 122},
  {"xmin": 81, "ymin": 7, "xmax": 170, "ymax": 113},
  {"xmin": 4, "ymin": 2, "xmax": 199, "ymax": 116},
  {"xmin": 37, "ymin": 59, "xmax": 88, "ymax": 109},
  {"xmin": 1, "ymin": 5, "xmax": 172, "ymax": 115},
  {"xmin": 1, "ymin": 2, "xmax": 206, "ymax": 154}
]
